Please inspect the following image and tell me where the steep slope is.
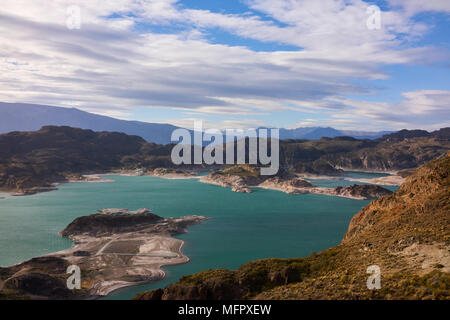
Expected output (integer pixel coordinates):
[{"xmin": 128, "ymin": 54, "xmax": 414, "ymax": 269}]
[
  {"xmin": 0, "ymin": 102, "xmax": 180, "ymax": 144},
  {"xmin": 135, "ymin": 153, "xmax": 449, "ymax": 300},
  {"xmin": 280, "ymin": 129, "xmax": 450, "ymax": 173}
]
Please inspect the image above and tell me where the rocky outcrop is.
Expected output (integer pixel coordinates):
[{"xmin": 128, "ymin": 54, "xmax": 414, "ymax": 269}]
[
  {"xmin": 61, "ymin": 210, "xmax": 164, "ymax": 237},
  {"xmin": 150, "ymin": 168, "xmax": 198, "ymax": 179},
  {"xmin": 200, "ymin": 173, "xmax": 253, "ymax": 193},
  {"xmin": 199, "ymin": 167, "xmax": 316, "ymax": 195},
  {"xmin": 333, "ymin": 184, "xmax": 392, "ymax": 199},
  {"xmin": 200, "ymin": 166, "xmax": 389, "ymax": 199}
]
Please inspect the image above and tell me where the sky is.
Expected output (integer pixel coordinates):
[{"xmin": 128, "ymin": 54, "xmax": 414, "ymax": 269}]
[{"xmin": 0, "ymin": 0, "xmax": 449, "ymax": 131}]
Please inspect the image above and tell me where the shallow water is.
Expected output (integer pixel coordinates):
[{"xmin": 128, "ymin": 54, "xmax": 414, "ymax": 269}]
[{"xmin": 0, "ymin": 172, "xmax": 395, "ymax": 299}]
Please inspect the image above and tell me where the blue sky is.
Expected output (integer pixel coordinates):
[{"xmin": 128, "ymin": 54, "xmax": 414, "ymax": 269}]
[{"xmin": 0, "ymin": 0, "xmax": 449, "ymax": 131}]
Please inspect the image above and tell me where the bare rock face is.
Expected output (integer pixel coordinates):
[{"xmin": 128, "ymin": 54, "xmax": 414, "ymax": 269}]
[
  {"xmin": 263, "ymin": 176, "xmax": 313, "ymax": 188},
  {"xmin": 231, "ymin": 186, "xmax": 252, "ymax": 193},
  {"xmin": 200, "ymin": 172, "xmax": 256, "ymax": 193},
  {"xmin": 200, "ymin": 166, "xmax": 314, "ymax": 194},
  {"xmin": 96, "ymin": 208, "xmax": 152, "ymax": 215},
  {"xmin": 151, "ymin": 168, "xmax": 197, "ymax": 177}
]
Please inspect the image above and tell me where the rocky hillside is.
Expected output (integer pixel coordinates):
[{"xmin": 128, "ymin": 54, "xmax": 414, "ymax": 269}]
[
  {"xmin": 280, "ymin": 128, "xmax": 450, "ymax": 174},
  {"xmin": 0, "ymin": 126, "xmax": 174, "ymax": 194},
  {"xmin": 135, "ymin": 153, "xmax": 449, "ymax": 300}
]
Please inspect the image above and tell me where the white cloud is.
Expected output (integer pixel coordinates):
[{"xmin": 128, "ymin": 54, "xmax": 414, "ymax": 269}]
[
  {"xmin": 0, "ymin": 0, "xmax": 448, "ymax": 130},
  {"xmin": 161, "ymin": 117, "xmax": 267, "ymax": 130},
  {"xmin": 323, "ymin": 90, "xmax": 450, "ymax": 130},
  {"xmin": 388, "ymin": 0, "xmax": 450, "ymax": 16}
]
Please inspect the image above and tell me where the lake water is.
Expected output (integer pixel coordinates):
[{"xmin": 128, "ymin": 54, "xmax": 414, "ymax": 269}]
[{"xmin": 0, "ymin": 172, "xmax": 394, "ymax": 299}]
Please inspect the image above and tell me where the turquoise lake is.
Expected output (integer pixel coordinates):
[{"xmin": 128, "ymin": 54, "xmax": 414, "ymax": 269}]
[{"xmin": 0, "ymin": 171, "xmax": 393, "ymax": 299}]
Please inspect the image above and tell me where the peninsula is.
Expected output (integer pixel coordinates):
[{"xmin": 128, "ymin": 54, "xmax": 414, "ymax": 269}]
[
  {"xmin": 0, "ymin": 209, "xmax": 208, "ymax": 299},
  {"xmin": 200, "ymin": 165, "xmax": 393, "ymax": 199}
]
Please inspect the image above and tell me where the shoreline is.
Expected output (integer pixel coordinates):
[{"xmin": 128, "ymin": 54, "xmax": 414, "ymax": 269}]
[
  {"xmin": 334, "ymin": 167, "xmax": 400, "ymax": 174},
  {"xmin": 298, "ymin": 171, "xmax": 404, "ymax": 187},
  {"xmin": 199, "ymin": 175, "xmax": 392, "ymax": 200},
  {"xmin": 97, "ymin": 239, "xmax": 189, "ymax": 298},
  {"xmin": 1, "ymin": 169, "xmax": 203, "ymax": 197},
  {"xmin": 56, "ymin": 213, "xmax": 208, "ymax": 298},
  {"xmin": 1, "ymin": 166, "xmax": 404, "ymax": 197},
  {"xmin": 91, "ymin": 239, "xmax": 188, "ymax": 297},
  {"xmin": 0, "ymin": 210, "xmax": 208, "ymax": 299},
  {"xmin": 253, "ymin": 184, "xmax": 367, "ymax": 200},
  {"xmin": 343, "ymin": 175, "xmax": 405, "ymax": 186}
]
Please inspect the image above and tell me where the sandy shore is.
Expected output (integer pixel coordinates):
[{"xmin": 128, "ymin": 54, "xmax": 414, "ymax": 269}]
[
  {"xmin": 150, "ymin": 173, "xmax": 201, "ymax": 180},
  {"xmin": 255, "ymin": 183, "xmax": 369, "ymax": 200},
  {"xmin": 48, "ymin": 234, "xmax": 188, "ymax": 296},
  {"xmin": 0, "ymin": 208, "xmax": 208, "ymax": 299},
  {"xmin": 335, "ymin": 167, "xmax": 400, "ymax": 175},
  {"xmin": 68, "ymin": 174, "xmax": 115, "ymax": 183},
  {"xmin": 1, "ymin": 168, "xmax": 204, "ymax": 198},
  {"xmin": 199, "ymin": 175, "xmax": 389, "ymax": 200},
  {"xmin": 111, "ymin": 169, "xmax": 202, "ymax": 180},
  {"xmin": 47, "ymin": 214, "xmax": 208, "ymax": 297},
  {"xmin": 298, "ymin": 172, "xmax": 405, "ymax": 186},
  {"xmin": 344, "ymin": 175, "xmax": 405, "ymax": 186}
]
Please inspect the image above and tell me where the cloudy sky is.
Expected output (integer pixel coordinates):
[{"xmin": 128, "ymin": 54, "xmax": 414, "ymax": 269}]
[{"xmin": 1, "ymin": 0, "xmax": 449, "ymax": 130}]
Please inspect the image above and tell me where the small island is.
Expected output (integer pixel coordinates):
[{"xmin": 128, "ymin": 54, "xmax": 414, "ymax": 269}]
[
  {"xmin": 0, "ymin": 208, "xmax": 208, "ymax": 299},
  {"xmin": 199, "ymin": 165, "xmax": 392, "ymax": 200}
]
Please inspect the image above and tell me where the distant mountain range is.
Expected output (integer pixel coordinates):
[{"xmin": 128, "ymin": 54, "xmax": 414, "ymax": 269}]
[
  {"xmin": 279, "ymin": 127, "xmax": 393, "ymax": 140},
  {"xmin": 0, "ymin": 102, "xmax": 179, "ymax": 145},
  {"xmin": 0, "ymin": 102, "xmax": 394, "ymax": 143}
]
